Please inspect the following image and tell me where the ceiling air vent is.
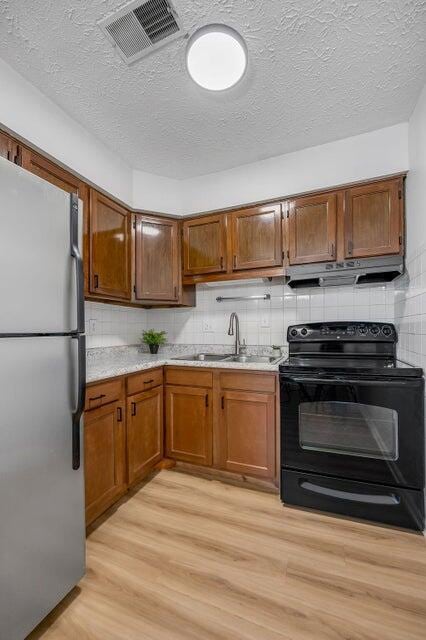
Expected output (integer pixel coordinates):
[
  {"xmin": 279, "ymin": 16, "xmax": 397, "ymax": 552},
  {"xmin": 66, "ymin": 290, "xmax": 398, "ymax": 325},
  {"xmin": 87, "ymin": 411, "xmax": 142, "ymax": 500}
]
[{"xmin": 99, "ymin": 0, "xmax": 185, "ymax": 65}]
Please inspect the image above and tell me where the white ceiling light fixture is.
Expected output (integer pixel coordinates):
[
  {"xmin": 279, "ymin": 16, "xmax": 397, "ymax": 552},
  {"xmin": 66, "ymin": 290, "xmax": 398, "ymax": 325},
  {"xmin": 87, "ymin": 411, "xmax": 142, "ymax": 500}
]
[{"xmin": 186, "ymin": 24, "xmax": 248, "ymax": 91}]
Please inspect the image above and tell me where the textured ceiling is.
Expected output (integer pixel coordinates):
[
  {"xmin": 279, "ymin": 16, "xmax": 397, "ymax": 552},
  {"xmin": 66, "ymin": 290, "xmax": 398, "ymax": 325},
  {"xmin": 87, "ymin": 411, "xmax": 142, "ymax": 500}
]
[{"xmin": 0, "ymin": 0, "xmax": 425, "ymax": 179}]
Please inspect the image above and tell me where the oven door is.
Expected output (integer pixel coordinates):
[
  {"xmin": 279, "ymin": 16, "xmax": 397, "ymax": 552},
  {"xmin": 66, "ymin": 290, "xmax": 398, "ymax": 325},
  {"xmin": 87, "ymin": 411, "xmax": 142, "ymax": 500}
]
[{"xmin": 280, "ymin": 374, "xmax": 424, "ymax": 489}]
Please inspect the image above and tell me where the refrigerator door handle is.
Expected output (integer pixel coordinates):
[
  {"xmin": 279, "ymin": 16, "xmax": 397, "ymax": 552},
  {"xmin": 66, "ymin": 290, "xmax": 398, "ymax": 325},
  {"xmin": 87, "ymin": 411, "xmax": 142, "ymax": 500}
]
[
  {"xmin": 70, "ymin": 193, "xmax": 84, "ymax": 334},
  {"xmin": 71, "ymin": 333, "xmax": 86, "ymax": 470}
]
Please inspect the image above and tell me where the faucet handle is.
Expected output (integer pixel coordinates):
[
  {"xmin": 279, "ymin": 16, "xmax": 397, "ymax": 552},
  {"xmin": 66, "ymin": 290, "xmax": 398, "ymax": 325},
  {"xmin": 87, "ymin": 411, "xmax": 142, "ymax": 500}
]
[{"xmin": 239, "ymin": 339, "xmax": 248, "ymax": 355}]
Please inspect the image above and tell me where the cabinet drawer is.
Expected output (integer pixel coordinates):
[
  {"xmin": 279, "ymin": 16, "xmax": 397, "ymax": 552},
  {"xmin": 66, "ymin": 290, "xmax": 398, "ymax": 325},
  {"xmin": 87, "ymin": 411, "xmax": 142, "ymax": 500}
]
[
  {"xmin": 165, "ymin": 367, "xmax": 213, "ymax": 388},
  {"xmin": 219, "ymin": 371, "xmax": 276, "ymax": 393},
  {"xmin": 85, "ymin": 379, "xmax": 123, "ymax": 411},
  {"xmin": 127, "ymin": 367, "xmax": 163, "ymax": 395}
]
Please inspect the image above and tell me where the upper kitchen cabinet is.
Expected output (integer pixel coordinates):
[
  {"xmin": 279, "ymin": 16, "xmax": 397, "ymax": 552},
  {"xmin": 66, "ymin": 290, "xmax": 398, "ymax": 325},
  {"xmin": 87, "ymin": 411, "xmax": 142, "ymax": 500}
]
[
  {"xmin": 134, "ymin": 215, "xmax": 179, "ymax": 302},
  {"xmin": 287, "ymin": 192, "xmax": 337, "ymax": 265},
  {"xmin": 183, "ymin": 214, "xmax": 227, "ymax": 276},
  {"xmin": 231, "ymin": 204, "xmax": 282, "ymax": 270},
  {"xmin": 343, "ymin": 178, "xmax": 403, "ymax": 259},
  {"xmin": 89, "ymin": 190, "xmax": 131, "ymax": 300},
  {"xmin": 0, "ymin": 130, "xmax": 21, "ymax": 165}
]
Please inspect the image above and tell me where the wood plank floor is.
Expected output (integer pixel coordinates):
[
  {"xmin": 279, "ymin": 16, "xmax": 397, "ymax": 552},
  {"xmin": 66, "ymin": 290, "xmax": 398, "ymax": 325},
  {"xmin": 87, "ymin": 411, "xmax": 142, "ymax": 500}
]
[{"xmin": 28, "ymin": 469, "xmax": 426, "ymax": 640}]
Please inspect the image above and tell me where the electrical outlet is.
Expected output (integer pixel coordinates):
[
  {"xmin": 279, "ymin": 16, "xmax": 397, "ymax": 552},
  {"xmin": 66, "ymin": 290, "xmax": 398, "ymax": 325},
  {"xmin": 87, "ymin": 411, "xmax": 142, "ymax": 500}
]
[
  {"xmin": 203, "ymin": 320, "xmax": 213, "ymax": 332},
  {"xmin": 260, "ymin": 314, "xmax": 270, "ymax": 328}
]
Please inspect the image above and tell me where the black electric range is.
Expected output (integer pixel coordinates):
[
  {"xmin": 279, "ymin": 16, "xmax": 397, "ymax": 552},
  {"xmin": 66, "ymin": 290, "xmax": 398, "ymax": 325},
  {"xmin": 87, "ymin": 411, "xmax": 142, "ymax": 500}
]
[{"xmin": 279, "ymin": 322, "xmax": 425, "ymax": 530}]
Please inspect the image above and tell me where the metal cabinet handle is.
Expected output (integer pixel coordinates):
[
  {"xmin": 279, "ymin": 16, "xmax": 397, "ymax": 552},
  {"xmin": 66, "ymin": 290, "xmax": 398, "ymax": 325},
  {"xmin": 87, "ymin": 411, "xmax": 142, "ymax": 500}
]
[
  {"xmin": 94, "ymin": 274, "xmax": 99, "ymax": 289},
  {"xmin": 330, "ymin": 243, "xmax": 335, "ymax": 257},
  {"xmin": 174, "ymin": 286, "xmax": 178, "ymax": 299},
  {"xmin": 117, "ymin": 406, "xmax": 123, "ymax": 422},
  {"xmin": 347, "ymin": 240, "xmax": 353, "ymax": 255},
  {"xmin": 221, "ymin": 396, "xmax": 224, "ymax": 410},
  {"xmin": 90, "ymin": 393, "xmax": 106, "ymax": 402},
  {"xmin": 144, "ymin": 379, "xmax": 154, "ymax": 385},
  {"xmin": 233, "ymin": 255, "xmax": 237, "ymax": 269},
  {"xmin": 205, "ymin": 394, "xmax": 209, "ymax": 408},
  {"xmin": 220, "ymin": 256, "xmax": 224, "ymax": 269},
  {"xmin": 131, "ymin": 402, "xmax": 136, "ymax": 416}
]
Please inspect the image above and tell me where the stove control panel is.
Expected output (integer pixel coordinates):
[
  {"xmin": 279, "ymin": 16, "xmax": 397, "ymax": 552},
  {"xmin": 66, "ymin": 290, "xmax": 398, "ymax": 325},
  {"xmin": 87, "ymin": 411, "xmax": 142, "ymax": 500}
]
[{"xmin": 287, "ymin": 322, "xmax": 396, "ymax": 342}]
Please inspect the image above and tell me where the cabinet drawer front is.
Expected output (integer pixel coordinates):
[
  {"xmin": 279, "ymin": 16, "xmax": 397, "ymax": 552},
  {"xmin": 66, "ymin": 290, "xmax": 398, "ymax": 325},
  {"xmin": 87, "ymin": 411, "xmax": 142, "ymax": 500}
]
[
  {"xmin": 127, "ymin": 368, "xmax": 163, "ymax": 395},
  {"xmin": 85, "ymin": 379, "xmax": 123, "ymax": 411},
  {"xmin": 219, "ymin": 371, "xmax": 276, "ymax": 393},
  {"xmin": 165, "ymin": 367, "xmax": 213, "ymax": 388}
]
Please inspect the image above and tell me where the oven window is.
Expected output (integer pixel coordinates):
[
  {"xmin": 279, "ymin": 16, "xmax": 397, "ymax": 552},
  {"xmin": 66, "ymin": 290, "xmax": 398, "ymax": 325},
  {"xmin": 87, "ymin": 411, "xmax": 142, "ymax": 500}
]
[{"xmin": 299, "ymin": 401, "xmax": 398, "ymax": 460}]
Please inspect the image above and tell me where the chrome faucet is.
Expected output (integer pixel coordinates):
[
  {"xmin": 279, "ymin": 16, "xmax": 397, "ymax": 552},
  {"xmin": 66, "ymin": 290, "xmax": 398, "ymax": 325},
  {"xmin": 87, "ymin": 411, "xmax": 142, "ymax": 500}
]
[{"xmin": 228, "ymin": 312, "xmax": 241, "ymax": 355}]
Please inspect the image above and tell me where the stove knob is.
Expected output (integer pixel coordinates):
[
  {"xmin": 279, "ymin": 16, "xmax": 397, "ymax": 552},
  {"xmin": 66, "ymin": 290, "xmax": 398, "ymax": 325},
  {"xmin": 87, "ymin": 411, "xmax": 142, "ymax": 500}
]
[
  {"xmin": 371, "ymin": 325, "xmax": 380, "ymax": 335},
  {"xmin": 290, "ymin": 328, "xmax": 298, "ymax": 337},
  {"xmin": 300, "ymin": 328, "xmax": 308, "ymax": 336},
  {"xmin": 382, "ymin": 325, "xmax": 392, "ymax": 337}
]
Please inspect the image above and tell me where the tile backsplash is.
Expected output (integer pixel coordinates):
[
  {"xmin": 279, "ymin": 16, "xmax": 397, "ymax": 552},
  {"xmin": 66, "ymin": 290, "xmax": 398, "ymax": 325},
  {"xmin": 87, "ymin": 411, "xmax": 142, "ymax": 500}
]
[
  {"xmin": 85, "ymin": 281, "xmax": 395, "ymax": 349},
  {"xmin": 395, "ymin": 245, "xmax": 426, "ymax": 369},
  {"xmin": 85, "ymin": 302, "xmax": 147, "ymax": 349},
  {"xmin": 143, "ymin": 280, "xmax": 395, "ymax": 348}
]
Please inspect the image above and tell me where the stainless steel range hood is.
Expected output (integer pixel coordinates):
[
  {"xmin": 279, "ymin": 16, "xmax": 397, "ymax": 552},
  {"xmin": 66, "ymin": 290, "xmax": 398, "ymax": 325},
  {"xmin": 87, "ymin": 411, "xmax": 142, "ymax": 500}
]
[{"xmin": 286, "ymin": 255, "xmax": 404, "ymax": 289}]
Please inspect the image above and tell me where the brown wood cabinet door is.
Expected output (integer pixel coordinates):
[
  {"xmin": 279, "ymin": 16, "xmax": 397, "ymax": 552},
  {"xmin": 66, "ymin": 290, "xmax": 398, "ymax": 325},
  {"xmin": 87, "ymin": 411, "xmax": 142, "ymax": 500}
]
[
  {"xmin": 183, "ymin": 214, "xmax": 227, "ymax": 275},
  {"xmin": 0, "ymin": 131, "xmax": 21, "ymax": 164},
  {"xmin": 344, "ymin": 179, "xmax": 402, "ymax": 258},
  {"xmin": 89, "ymin": 190, "xmax": 131, "ymax": 300},
  {"xmin": 84, "ymin": 401, "xmax": 126, "ymax": 525},
  {"xmin": 219, "ymin": 390, "xmax": 275, "ymax": 479},
  {"xmin": 135, "ymin": 215, "xmax": 178, "ymax": 301},
  {"xmin": 165, "ymin": 385, "xmax": 212, "ymax": 466},
  {"xmin": 231, "ymin": 204, "xmax": 282, "ymax": 270},
  {"xmin": 127, "ymin": 386, "xmax": 163, "ymax": 485},
  {"xmin": 288, "ymin": 193, "xmax": 337, "ymax": 264}
]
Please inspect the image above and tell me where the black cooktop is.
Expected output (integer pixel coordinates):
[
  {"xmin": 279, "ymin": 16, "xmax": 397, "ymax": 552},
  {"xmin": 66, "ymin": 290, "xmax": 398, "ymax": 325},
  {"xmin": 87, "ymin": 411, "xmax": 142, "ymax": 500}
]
[
  {"xmin": 279, "ymin": 356, "xmax": 423, "ymax": 377},
  {"xmin": 281, "ymin": 322, "xmax": 423, "ymax": 378}
]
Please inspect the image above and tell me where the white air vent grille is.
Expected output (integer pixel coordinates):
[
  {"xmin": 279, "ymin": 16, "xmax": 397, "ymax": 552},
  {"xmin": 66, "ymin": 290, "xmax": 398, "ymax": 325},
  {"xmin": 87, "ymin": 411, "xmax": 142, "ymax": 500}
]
[{"xmin": 99, "ymin": 0, "xmax": 184, "ymax": 65}]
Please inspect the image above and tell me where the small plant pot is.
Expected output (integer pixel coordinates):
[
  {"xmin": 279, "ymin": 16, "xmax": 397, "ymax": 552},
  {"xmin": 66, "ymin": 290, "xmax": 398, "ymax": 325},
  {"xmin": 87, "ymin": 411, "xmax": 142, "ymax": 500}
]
[{"xmin": 149, "ymin": 344, "xmax": 159, "ymax": 354}]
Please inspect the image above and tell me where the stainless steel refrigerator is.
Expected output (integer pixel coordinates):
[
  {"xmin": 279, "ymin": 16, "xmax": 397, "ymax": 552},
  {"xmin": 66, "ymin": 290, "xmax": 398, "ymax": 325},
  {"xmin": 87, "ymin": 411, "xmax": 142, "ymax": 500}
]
[{"xmin": 0, "ymin": 156, "xmax": 86, "ymax": 640}]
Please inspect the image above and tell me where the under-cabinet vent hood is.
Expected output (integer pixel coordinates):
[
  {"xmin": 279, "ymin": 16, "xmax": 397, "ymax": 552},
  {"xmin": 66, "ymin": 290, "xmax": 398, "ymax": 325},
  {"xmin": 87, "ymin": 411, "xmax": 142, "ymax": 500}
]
[
  {"xmin": 99, "ymin": 0, "xmax": 185, "ymax": 65},
  {"xmin": 286, "ymin": 255, "xmax": 404, "ymax": 289}
]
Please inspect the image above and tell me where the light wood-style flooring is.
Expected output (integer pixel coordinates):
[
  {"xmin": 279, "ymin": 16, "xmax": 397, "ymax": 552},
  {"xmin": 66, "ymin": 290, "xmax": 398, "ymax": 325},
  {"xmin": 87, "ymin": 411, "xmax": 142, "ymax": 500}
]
[{"xmin": 28, "ymin": 469, "xmax": 426, "ymax": 640}]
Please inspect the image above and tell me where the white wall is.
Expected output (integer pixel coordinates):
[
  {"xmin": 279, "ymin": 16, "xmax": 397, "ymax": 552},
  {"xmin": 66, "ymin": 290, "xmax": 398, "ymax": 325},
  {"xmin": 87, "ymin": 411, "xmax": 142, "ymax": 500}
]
[
  {"xmin": 395, "ymin": 83, "xmax": 426, "ymax": 368},
  {"xmin": 132, "ymin": 169, "xmax": 183, "ymax": 215},
  {"xmin": 0, "ymin": 58, "xmax": 133, "ymax": 203},
  {"xmin": 176, "ymin": 124, "xmax": 409, "ymax": 215},
  {"xmin": 406, "ymin": 84, "xmax": 426, "ymax": 259}
]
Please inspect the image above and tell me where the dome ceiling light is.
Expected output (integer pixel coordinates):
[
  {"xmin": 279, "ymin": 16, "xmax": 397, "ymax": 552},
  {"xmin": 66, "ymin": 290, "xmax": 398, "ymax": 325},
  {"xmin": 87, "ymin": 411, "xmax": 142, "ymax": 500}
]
[{"xmin": 186, "ymin": 24, "xmax": 248, "ymax": 91}]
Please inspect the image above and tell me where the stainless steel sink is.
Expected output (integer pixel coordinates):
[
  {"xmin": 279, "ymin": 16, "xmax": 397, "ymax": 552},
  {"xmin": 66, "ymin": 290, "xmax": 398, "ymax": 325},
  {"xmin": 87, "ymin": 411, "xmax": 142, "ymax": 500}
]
[
  {"xmin": 172, "ymin": 353, "xmax": 233, "ymax": 362},
  {"xmin": 172, "ymin": 353, "xmax": 282, "ymax": 364},
  {"xmin": 224, "ymin": 355, "xmax": 282, "ymax": 364}
]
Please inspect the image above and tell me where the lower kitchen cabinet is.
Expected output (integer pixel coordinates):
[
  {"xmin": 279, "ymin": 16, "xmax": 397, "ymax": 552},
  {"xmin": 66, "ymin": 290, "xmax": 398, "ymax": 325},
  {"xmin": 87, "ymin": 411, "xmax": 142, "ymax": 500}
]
[
  {"xmin": 127, "ymin": 386, "xmax": 163, "ymax": 485},
  {"xmin": 218, "ymin": 390, "xmax": 276, "ymax": 479},
  {"xmin": 165, "ymin": 385, "xmax": 213, "ymax": 466},
  {"xmin": 84, "ymin": 400, "xmax": 126, "ymax": 526}
]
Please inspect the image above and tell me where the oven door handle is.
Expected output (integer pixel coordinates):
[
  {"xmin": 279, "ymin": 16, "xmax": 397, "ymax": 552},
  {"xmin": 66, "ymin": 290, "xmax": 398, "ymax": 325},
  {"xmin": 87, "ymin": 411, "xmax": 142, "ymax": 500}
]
[
  {"xmin": 284, "ymin": 377, "xmax": 400, "ymax": 386},
  {"xmin": 299, "ymin": 480, "xmax": 400, "ymax": 505}
]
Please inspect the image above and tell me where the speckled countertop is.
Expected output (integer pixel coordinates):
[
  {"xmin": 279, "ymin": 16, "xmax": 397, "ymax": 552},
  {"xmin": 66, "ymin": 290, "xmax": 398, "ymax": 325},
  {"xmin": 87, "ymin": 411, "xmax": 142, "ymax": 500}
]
[{"xmin": 86, "ymin": 345, "xmax": 287, "ymax": 384}]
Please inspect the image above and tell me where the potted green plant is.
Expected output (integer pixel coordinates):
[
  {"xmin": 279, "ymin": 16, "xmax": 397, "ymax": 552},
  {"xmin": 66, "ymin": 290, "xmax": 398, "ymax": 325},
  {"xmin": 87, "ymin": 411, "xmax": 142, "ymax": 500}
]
[{"xmin": 141, "ymin": 329, "xmax": 167, "ymax": 354}]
